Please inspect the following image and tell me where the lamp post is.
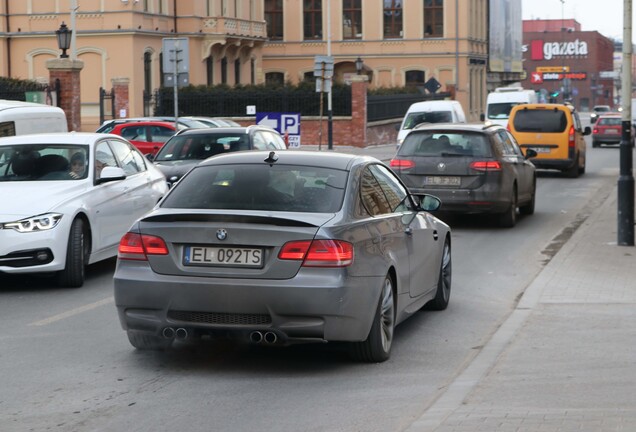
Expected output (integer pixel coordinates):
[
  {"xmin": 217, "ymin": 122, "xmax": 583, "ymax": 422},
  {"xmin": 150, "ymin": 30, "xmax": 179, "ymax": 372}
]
[
  {"xmin": 355, "ymin": 57, "xmax": 363, "ymax": 75},
  {"xmin": 55, "ymin": 22, "xmax": 72, "ymax": 59}
]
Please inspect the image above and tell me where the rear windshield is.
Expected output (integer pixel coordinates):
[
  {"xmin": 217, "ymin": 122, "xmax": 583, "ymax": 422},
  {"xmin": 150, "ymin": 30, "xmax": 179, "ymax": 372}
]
[
  {"xmin": 161, "ymin": 163, "xmax": 347, "ymax": 213},
  {"xmin": 155, "ymin": 134, "xmax": 250, "ymax": 161},
  {"xmin": 597, "ymin": 117, "xmax": 621, "ymax": 126},
  {"xmin": 512, "ymin": 109, "xmax": 567, "ymax": 133},
  {"xmin": 398, "ymin": 132, "xmax": 492, "ymax": 157},
  {"xmin": 403, "ymin": 111, "xmax": 453, "ymax": 130},
  {"xmin": 487, "ymin": 102, "xmax": 522, "ymax": 120}
]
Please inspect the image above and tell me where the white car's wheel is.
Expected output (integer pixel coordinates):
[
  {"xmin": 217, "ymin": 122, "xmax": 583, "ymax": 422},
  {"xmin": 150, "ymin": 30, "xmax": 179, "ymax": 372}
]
[{"xmin": 56, "ymin": 218, "xmax": 87, "ymax": 288}]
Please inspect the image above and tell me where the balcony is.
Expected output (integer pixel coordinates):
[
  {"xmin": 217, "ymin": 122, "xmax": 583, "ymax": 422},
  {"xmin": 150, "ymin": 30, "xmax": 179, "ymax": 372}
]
[{"xmin": 177, "ymin": 16, "xmax": 267, "ymax": 40}]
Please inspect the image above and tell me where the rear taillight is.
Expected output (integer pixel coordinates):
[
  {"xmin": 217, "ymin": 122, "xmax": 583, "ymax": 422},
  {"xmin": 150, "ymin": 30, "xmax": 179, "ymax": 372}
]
[
  {"xmin": 568, "ymin": 125, "xmax": 575, "ymax": 148},
  {"xmin": 389, "ymin": 159, "xmax": 415, "ymax": 169},
  {"xmin": 470, "ymin": 161, "xmax": 502, "ymax": 171},
  {"xmin": 118, "ymin": 232, "xmax": 169, "ymax": 261},
  {"xmin": 278, "ymin": 239, "xmax": 353, "ymax": 267},
  {"xmin": 593, "ymin": 128, "xmax": 599, "ymax": 134}
]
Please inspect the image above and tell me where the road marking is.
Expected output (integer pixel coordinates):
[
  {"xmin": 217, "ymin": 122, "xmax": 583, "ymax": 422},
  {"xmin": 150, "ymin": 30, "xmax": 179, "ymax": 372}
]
[{"xmin": 29, "ymin": 297, "xmax": 114, "ymax": 327}]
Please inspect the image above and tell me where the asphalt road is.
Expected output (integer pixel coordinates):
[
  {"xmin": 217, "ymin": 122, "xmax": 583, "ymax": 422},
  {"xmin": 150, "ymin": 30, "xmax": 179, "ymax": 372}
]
[{"xmin": 0, "ymin": 121, "xmax": 626, "ymax": 432}]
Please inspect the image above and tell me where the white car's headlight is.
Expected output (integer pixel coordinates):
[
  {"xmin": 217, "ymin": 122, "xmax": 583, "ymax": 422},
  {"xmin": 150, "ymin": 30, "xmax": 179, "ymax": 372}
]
[{"xmin": 3, "ymin": 213, "xmax": 63, "ymax": 233}]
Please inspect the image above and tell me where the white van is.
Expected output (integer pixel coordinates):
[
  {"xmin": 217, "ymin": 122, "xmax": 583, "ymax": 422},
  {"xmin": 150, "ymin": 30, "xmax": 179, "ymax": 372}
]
[
  {"xmin": 484, "ymin": 87, "xmax": 538, "ymax": 127},
  {"xmin": 396, "ymin": 100, "xmax": 466, "ymax": 146},
  {"xmin": 0, "ymin": 99, "xmax": 68, "ymax": 137}
]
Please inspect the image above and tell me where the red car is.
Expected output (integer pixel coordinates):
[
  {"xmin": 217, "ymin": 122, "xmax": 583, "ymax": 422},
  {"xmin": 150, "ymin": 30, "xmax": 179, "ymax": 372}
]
[
  {"xmin": 592, "ymin": 114, "xmax": 634, "ymax": 148},
  {"xmin": 108, "ymin": 121, "xmax": 177, "ymax": 155}
]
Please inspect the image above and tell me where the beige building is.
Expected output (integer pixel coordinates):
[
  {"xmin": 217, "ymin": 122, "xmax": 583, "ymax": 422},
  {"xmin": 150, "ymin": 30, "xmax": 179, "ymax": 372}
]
[{"xmin": 0, "ymin": 0, "xmax": 488, "ymax": 130}]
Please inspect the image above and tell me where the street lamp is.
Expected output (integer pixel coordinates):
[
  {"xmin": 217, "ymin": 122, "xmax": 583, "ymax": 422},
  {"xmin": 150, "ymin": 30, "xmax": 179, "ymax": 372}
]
[
  {"xmin": 56, "ymin": 22, "xmax": 72, "ymax": 59},
  {"xmin": 355, "ymin": 57, "xmax": 363, "ymax": 75}
]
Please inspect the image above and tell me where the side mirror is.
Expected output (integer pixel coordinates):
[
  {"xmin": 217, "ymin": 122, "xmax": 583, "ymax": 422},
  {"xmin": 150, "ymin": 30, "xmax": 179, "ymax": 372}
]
[
  {"xmin": 96, "ymin": 166, "xmax": 126, "ymax": 184},
  {"xmin": 479, "ymin": 113, "xmax": 485, "ymax": 121},
  {"xmin": 524, "ymin": 148, "xmax": 538, "ymax": 159},
  {"xmin": 146, "ymin": 153, "xmax": 155, "ymax": 161},
  {"xmin": 583, "ymin": 126, "xmax": 592, "ymax": 136},
  {"xmin": 413, "ymin": 194, "xmax": 441, "ymax": 212}
]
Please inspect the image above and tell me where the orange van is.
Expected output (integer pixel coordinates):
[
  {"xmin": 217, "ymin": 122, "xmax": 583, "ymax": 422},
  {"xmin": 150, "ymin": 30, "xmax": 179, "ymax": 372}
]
[{"xmin": 508, "ymin": 103, "xmax": 590, "ymax": 178}]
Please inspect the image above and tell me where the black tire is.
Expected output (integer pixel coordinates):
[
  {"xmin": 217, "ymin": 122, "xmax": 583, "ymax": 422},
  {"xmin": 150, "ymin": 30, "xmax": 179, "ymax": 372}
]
[
  {"xmin": 592, "ymin": 142, "xmax": 599, "ymax": 148},
  {"xmin": 565, "ymin": 159, "xmax": 579, "ymax": 178},
  {"xmin": 498, "ymin": 186, "xmax": 517, "ymax": 228},
  {"xmin": 425, "ymin": 239, "xmax": 452, "ymax": 311},
  {"xmin": 56, "ymin": 218, "xmax": 88, "ymax": 288},
  {"xmin": 519, "ymin": 179, "xmax": 536, "ymax": 216},
  {"xmin": 127, "ymin": 330, "xmax": 172, "ymax": 350},
  {"xmin": 351, "ymin": 275, "xmax": 395, "ymax": 363}
]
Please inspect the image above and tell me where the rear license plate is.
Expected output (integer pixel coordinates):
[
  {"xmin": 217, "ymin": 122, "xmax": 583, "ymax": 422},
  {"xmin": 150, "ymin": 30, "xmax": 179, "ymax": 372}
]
[
  {"xmin": 424, "ymin": 176, "xmax": 461, "ymax": 186},
  {"xmin": 183, "ymin": 246, "xmax": 263, "ymax": 267},
  {"xmin": 528, "ymin": 147, "xmax": 551, "ymax": 153},
  {"xmin": 606, "ymin": 129, "xmax": 619, "ymax": 134}
]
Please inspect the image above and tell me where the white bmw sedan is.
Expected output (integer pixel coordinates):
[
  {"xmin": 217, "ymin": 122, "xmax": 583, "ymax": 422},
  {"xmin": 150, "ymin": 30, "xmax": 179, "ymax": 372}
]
[{"xmin": 0, "ymin": 132, "xmax": 168, "ymax": 287}]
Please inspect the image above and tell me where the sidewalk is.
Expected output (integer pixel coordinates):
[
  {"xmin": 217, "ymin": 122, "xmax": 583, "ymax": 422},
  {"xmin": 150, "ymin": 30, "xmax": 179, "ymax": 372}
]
[{"xmin": 406, "ymin": 178, "xmax": 636, "ymax": 431}]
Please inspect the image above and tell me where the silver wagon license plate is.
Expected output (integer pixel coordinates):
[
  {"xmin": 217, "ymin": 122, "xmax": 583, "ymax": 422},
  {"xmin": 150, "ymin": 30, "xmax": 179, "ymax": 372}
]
[
  {"xmin": 184, "ymin": 246, "xmax": 263, "ymax": 267},
  {"xmin": 424, "ymin": 176, "xmax": 461, "ymax": 186}
]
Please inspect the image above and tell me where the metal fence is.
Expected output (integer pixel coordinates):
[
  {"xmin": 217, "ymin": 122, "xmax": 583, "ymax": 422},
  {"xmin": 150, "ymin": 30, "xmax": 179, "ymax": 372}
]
[
  {"xmin": 152, "ymin": 86, "xmax": 352, "ymax": 117},
  {"xmin": 367, "ymin": 91, "xmax": 452, "ymax": 122}
]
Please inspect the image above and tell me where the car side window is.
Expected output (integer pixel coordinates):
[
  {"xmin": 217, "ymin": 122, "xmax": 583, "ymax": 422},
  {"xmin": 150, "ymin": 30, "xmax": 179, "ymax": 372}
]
[
  {"xmin": 151, "ymin": 126, "xmax": 175, "ymax": 143},
  {"xmin": 369, "ymin": 164, "xmax": 412, "ymax": 212},
  {"xmin": 121, "ymin": 126, "xmax": 146, "ymax": 142},
  {"xmin": 94, "ymin": 141, "xmax": 118, "ymax": 180},
  {"xmin": 109, "ymin": 140, "xmax": 142, "ymax": 175},
  {"xmin": 263, "ymin": 131, "xmax": 286, "ymax": 149},
  {"xmin": 572, "ymin": 112, "xmax": 582, "ymax": 132},
  {"xmin": 497, "ymin": 130, "xmax": 518, "ymax": 156},
  {"xmin": 252, "ymin": 132, "xmax": 267, "ymax": 150},
  {"xmin": 504, "ymin": 131, "xmax": 526, "ymax": 157}
]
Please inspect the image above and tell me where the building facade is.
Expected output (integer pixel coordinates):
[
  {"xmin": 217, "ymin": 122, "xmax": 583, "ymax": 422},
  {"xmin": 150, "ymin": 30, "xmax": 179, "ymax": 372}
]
[
  {"xmin": 0, "ymin": 0, "xmax": 488, "ymax": 130},
  {"xmin": 521, "ymin": 19, "xmax": 615, "ymax": 111}
]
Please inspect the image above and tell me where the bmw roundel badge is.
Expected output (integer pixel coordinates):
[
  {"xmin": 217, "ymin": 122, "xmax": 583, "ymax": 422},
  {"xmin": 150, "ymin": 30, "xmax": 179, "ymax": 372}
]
[{"xmin": 216, "ymin": 229, "xmax": 228, "ymax": 241}]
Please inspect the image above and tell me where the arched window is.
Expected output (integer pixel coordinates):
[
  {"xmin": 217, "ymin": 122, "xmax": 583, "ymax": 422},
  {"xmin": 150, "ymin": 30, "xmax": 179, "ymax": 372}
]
[
  {"xmin": 405, "ymin": 70, "xmax": 425, "ymax": 88},
  {"xmin": 144, "ymin": 52, "xmax": 152, "ymax": 95}
]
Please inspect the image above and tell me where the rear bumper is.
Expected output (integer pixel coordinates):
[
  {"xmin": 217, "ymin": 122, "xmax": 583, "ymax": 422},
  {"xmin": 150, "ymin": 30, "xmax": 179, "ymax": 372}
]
[
  {"xmin": 527, "ymin": 158, "xmax": 575, "ymax": 171},
  {"xmin": 114, "ymin": 260, "xmax": 383, "ymax": 344}
]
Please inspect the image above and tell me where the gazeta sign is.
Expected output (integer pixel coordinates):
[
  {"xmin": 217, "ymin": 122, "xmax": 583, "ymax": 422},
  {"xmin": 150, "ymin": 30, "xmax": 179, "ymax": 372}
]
[{"xmin": 527, "ymin": 39, "xmax": 589, "ymax": 61}]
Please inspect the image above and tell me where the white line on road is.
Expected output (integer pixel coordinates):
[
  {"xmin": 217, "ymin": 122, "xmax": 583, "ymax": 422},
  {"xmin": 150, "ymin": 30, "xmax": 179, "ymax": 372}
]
[{"xmin": 28, "ymin": 297, "xmax": 114, "ymax": 327}]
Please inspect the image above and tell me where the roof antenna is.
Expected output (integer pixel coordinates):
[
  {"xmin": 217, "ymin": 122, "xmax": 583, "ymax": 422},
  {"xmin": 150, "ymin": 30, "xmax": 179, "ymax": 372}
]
[{"xmin": 264, "ymin": 151, "xmax": 278, "ymax": 165}]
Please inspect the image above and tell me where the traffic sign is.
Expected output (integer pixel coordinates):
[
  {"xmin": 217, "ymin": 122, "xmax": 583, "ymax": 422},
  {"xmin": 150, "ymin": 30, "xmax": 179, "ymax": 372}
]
[{"xmin": 255, "ymin": 112, "xmax": 302, "ymax": 148}]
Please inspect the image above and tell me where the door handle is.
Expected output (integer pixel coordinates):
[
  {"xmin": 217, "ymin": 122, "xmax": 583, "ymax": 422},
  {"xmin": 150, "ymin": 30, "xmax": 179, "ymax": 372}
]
[{"xmin": 433, "ymin": 230, "xmax": 439, "ymax": 241}]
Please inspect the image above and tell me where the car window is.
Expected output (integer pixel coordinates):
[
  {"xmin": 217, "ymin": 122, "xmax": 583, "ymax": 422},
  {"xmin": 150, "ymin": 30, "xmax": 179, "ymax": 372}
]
[
  {"xmin": 150, "ymin": 126, "xmax": 175, "ymax": 143},
  {"xmin": 400, "ymin": 132, "xmax": 491, "ymax": 157},
  {"xmin": 95, "ymin": 141, "xmax": 119, "ymax": 180},
  {"xmin": 512, "ymin": 109, "xmax": 567, "ymax": 133},
  {"xmin": 121, "ymin": 126, "xmax": 147, "ymax": 141},
  {"xmin": 252, "ymin": 132, "xmax": 268, "ymax": 150},
  {"xmin": 368, "ymin": 164, "xmax": 411, "ymax": 212},
  {"xmin": 360, "ymin": 166, "xmax": 392, "ymax": 216},
  {"xmin": 503, "ymin": 131, "xmax": 526, "ymax": 157},
  {"xmin": 598, "ymin": 117, "xmax": 621, "ymax": 126},
  {"xmin": 403, "ymin": 111, "xmax": 453, "ymax": 130},
  {"xmin": 572, "ymin": 112, "xmax": 583, "ymax": 132},
  {"xmin": 0, "ymin": 121, "xmax": 17, "ymax": 137},
  {"xmin": 109, "ymin": 140, "xmax": 142, "ymax": 175},
  {"xmin": 496, "ymin": 130, "xmax": 517, "ymax": 155},
  {"xmin": 161, "ymin": 163, "xmax": 346, "ymax": 213},
  {"xmin": 154, "ymin": 134, "xmax": 250, "ymax": 161},
  {"xmin": 262, "ymin": 131, "xmax": 287, "ymax": 149}
]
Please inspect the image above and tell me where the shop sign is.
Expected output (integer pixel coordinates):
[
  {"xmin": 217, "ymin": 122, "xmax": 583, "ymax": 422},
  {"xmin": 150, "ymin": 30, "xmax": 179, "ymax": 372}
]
[{"xmin": 529, "ymin": 39, "xmax": 589, "ymax": 60}]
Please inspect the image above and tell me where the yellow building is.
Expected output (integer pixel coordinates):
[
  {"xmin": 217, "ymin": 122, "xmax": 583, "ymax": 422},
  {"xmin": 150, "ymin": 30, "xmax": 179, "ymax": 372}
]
[{"xmin": 0, "ymin": 0, "xmax": 488, "ymax": 130}]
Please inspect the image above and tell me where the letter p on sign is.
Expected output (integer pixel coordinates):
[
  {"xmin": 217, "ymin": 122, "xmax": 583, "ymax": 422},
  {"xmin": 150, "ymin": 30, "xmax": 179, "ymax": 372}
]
[{"xmin": 281, "ymin": 114, "xmax": 300, "ymax": 135}]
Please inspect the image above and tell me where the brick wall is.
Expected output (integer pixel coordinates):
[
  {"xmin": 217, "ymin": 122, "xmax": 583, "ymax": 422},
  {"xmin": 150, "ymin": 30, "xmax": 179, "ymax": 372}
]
[{"xmin": 46, "ymin": 59, "xmax": 84, "ymax": 132}]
